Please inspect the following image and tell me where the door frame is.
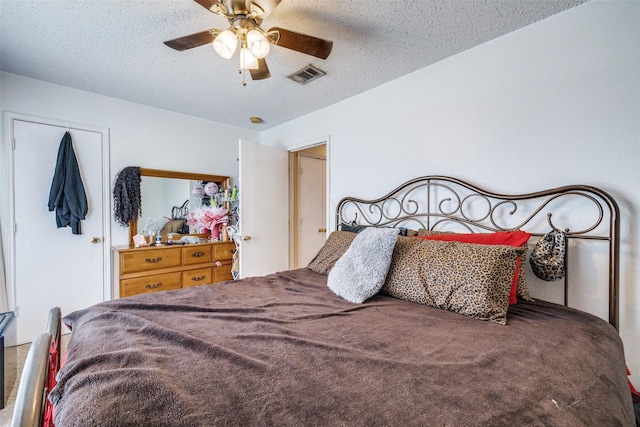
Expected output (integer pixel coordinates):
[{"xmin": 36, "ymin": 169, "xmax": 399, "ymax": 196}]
[
  {"xmin": 286, "ymin": 135, "xmax": 330, "ymax": 268},
  {"xmin": 2, "ymin": 112, "xmax": 112, "ymax": 311}
]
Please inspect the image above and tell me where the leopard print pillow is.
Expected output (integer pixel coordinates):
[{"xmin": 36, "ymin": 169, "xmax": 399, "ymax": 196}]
[
  {"xmin": 418, "ymin": 229, "xmax": 533, "ymax": 302},
  {"xmin": 307, "ymin": 231, "xmax": 357, "ymax": 275},
  {"xmin": 381, "ymin": 237, "xmax": 524, "ymax": 324},
  {"xmin": 516, "ymin": 264, "xmax": 533, "ymax": 302}
]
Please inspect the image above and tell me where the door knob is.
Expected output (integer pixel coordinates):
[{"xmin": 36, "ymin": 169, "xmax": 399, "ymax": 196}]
[
  {"xmin": 243, "ymin": 235, "xmax": 252, "ymax": 241},
  {"xmin": 91, "ymin": 237, "xmax": 101, "ymax": 244},
  {"xmin": 318, "ymin": 228, "xmax": 327, "ymax": 233}
]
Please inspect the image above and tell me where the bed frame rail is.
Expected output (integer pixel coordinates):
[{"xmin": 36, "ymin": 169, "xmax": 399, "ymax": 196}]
[
  {"xmin": 11, "ymin": 307, "xmax": 61, "ymax": 427},
  {"xmin": 335, "ymin": 176, "xmax": 620, "ymax": 329},
  {"xmin": 11, "ymin": 333, "xmax": 50, "ymax": 427}
]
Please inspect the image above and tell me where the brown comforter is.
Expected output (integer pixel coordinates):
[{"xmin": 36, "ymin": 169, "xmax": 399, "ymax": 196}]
[{"xmin": 49, "ymin": 268, "xmax": 634, "ymax": 426}]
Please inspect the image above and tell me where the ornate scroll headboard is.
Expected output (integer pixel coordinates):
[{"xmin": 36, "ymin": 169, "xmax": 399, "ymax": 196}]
[
  {"xmin": 171, "ymin": 200, "xmax": 190, "ymax": 220},
  {"xmin": 335, "ymin": 176, "xmax": 620, "ymax": 330}
]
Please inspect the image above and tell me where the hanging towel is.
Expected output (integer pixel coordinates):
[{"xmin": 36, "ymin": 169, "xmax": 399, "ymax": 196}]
[{"xmin": 48, "ymin": 131, "xmax": 88, "ymax": 235}]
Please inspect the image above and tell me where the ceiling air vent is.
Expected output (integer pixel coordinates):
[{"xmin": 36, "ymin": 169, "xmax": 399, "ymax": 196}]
[{"xmin": 288, "ymin": 64, "xmax": 326, "ymax": 85}]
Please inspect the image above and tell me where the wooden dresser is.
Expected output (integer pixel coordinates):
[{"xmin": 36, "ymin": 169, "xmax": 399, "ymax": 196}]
[{"xmin": 113, "ymin": 241, "xmax": 235, "ymax": 298}]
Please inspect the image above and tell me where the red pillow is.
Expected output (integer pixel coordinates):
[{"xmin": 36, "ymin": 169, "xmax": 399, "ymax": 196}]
[{"xmin": 414, "ymin": 231, "xmax": 531, "ymax": 304}]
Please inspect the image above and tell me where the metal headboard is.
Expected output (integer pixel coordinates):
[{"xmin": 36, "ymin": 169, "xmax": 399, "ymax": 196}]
[
  {"xmin": 171, "ymin": 200, "xmax": 189, "ymax": 220},
  {"xmin": 335, "ymin": 176, "xmax": 620, "ymax": 330}
]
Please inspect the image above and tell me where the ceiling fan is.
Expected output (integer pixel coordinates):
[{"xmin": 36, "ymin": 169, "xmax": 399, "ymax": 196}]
[{"xmin": 164, "ymin": 0, "xmax": 333, "ymax": 84}]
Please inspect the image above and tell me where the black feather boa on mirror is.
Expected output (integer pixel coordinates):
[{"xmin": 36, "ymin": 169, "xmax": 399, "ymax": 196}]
[{"xmin": 113, "ymin": 166, "xmax": 141, "ymax": 227}]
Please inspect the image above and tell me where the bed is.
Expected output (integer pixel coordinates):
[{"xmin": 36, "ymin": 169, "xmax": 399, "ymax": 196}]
[{"xmin": 41, "ymin": 177, "xmax": 636, "ymax": 425}]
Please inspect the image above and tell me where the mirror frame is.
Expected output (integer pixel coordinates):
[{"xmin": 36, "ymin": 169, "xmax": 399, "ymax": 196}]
[{"xmin": 128, "ymin": 168, "xmax": 230, "ymax": 245}]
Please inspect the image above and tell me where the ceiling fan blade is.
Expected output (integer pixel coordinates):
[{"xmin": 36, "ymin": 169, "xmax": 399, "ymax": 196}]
[
  {"xmin": 163, "ymin": 29, "xmax": 221, "ymax": 51},
  {"xmin": 194, "ymin": 0, "xmax": 228, "ymax": 16},
  {"xmin": 250, "ymin": 58, "xmax": 271, "ymax": 80},
  {"xmin": 268, "ymin": 27, "xmax": 333, "ymax": 59}
]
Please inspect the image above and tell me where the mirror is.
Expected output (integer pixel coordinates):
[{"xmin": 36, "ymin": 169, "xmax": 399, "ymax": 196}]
[{"xmin": 128, "ymin": 168, "xmax": 230, "ymax": 244}]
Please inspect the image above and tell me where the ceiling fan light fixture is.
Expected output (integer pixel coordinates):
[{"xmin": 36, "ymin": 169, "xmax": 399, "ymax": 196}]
[
  {"xmin": 247, "ymin": 29, "xmax": 270, "ymax": 58},
  {"xmin": 266, "ymin": 30, "xmax": 280, "ymax": 44},
  {"xmin": 212, "ymin": 29, "xmax": 237, "ymax": 59},
  {"xmin": 164, "ymin": 1, "xmax": 334, "ymax": 83},
  {"xmin": 240, "ymin": 47, "xmax": 259, "ymax": 69}
]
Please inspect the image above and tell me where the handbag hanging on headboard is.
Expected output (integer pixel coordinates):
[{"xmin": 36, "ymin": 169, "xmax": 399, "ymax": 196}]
[{"xmin": 529, "ymin": 230, "xmax": 567, "ymax": 281}]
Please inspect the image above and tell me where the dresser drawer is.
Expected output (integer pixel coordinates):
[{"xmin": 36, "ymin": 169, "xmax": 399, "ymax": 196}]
[
  {"xmin": 120, "ymin": 248, "xmax": 181, "ymax": 274},
  {"xmin": 213, "ymin": 263, "xmax": 233, "ymax": 283},
  {"xmin": 120, "ymin": 272, "xmax": 181, "ymax": 297},
  {"xmin": 183, "ymin": 245, "xmax": 212, "ymax": 266},
  {"xmin": 183, "ymin": 268, "xmax": 213, "ymax": 288},
  {"xmin": 213, "ymin": 243, "xmax": 235, "ymax": 261}
]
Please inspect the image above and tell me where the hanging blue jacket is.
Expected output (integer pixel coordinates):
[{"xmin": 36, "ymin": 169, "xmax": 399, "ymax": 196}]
[{"xmin": 47, "ymin": 132, "xmax": 88, "ymax": 234}]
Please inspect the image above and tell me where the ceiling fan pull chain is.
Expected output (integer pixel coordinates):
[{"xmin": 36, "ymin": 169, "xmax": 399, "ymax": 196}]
[{"xmin": 241, "ymin": 68, "xmax": 247, "ymax": 86}]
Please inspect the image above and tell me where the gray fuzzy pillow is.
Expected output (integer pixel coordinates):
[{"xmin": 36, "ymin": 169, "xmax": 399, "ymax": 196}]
[{"xmin": 327, "ymin": 227, "xmax": 399, "ymax": 303}]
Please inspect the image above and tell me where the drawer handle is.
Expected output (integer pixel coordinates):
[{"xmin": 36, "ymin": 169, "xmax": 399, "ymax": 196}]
[
  {"xmin": 145, "ymin": 282, "xmax": 162, "ymax": 289},
  {"xmin": 192, "ymin": 251, "xmax": 206, "ymax": 258},
  {"xmin": 191, "ymin": 275, "xmax": 206, "ymax": 281},
  {"xmin": 145, "ymin": 257, "xmax": 162, "ymax": 263}
]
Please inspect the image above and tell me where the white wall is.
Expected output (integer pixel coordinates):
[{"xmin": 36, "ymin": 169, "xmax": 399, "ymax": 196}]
[
  {"xmin": 0, "ymin": 71, "xmax": 259, "ymax": 247},
  {"xmin": 262, "ymin": 1, "xmax": 640, "ymax": 385}
]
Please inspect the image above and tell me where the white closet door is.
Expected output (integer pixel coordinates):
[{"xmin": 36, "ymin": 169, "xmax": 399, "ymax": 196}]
[
  {"xmin": 238, "ymin": 139, "xmax": 289, "ymax": 278},
  {"xmin": 12, "ymin": 119, "xmax": 107, "ymax": 343}
]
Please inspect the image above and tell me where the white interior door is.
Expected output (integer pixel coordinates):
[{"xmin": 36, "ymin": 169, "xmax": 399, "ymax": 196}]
[
  {"xmin": 238, "ymin": 139, "xmax": 288, "ymax": 278},
  {"xmin": 10, "ymin": 118, "xmax": 108, "ymax": 343},
  {"xmin": 297, "ymin": 155, "xmax": 326, "ymax": 266}
]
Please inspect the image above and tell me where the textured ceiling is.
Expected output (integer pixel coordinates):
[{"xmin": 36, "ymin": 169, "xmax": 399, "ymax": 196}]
[{"xmin": 0, "ymin": 0, "xmax": 586, "ymax": 130}]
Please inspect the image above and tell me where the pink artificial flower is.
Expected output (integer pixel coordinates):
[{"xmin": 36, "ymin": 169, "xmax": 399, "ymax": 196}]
[{"xmin": 187, "ymin": 206, "xmax": 228, "ymax": 233}]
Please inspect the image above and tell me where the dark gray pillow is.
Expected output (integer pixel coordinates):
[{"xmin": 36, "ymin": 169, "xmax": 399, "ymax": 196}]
[{"xmin": 340, "ymin": 223, "xmax": 408, "ymax": 236}]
